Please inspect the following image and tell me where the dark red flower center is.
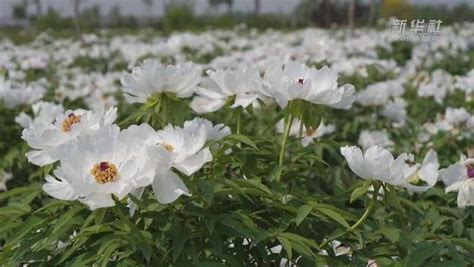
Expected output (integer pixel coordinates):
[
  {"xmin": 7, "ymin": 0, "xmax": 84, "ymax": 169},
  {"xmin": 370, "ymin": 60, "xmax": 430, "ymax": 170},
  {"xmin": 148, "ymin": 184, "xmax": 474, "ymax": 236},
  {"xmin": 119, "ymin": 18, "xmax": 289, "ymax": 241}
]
[
  {"xmin": 99, "ymin": 161, "xmax": 109, "ymax": 171},
  {"xmin": 467, "ymin": 165, "xmax": 474, "ymax": 178},
  {"xmin": 298, "ymin": 78, "xmax": 304, "ymax": 85}
]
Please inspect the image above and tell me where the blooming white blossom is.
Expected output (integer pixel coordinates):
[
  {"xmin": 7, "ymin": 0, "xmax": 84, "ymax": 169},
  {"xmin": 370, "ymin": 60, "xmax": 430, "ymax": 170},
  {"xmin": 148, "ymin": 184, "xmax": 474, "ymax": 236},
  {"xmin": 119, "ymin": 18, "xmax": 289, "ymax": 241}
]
[
  {"xmin": 190, "ymin": 67, "xmax": 264, "ymax": 113},
  {"xmin": 0, "ymin": 77, "xmax": 45, "ymax": 109},
  {"xmin": 22, "ymin": 107, "xmax": 117, "ymax": 166},
  {"xmin": 276, "ymin": 118, "xmax": 335, "ymax": 147},
  {"xmin": 261, "ymin": 61, "xmax": 355, "ymax": 109},
  {"xmin": 381, "ymin": 98, "xmax": 407, "ymax": 125},
  {"xmin": 417, "ymin": 70, "xmax": 453, "ymax": 104},
  {"xmin": 358, "ymin": 130, "xmax": 394, "ymax": 150},
  {"xmin": 183, "ymin": 117, "xmax": 231, "ymax": 141},
  {"xmin": 135, "ymin": 121, "xmax": 214, "ymax": 204},
  {"xmin": 341, "ymin": 145, "xmax": 438, "ymax": 192},
  {"xmin": 434, "ymin": 107, "xmax": 471, "ymax": 133},
  {"xmin": 356, "ymin": 79, "xmax": 404, "ymax": 107},
  {"xmin": 440, "ymin": 155, "xmax": 474, "ymax": 208},
  {"xmin": 15, "ymin": 101, "xmax": 64, "ymax": 128},
  {"xmin": 454, "ymin": 69, "xmax": 474, "ymax": 98},
  {"xmin": 43, "ymin": 125, "xmax": 159, "ymax": 210},
  {"xmin": 0, "ymin": 170, "xmax": 12, "ymax": 191},
  {"xmin": 121, "ymin": 60, "xmax": 201, "ymax": 103}
]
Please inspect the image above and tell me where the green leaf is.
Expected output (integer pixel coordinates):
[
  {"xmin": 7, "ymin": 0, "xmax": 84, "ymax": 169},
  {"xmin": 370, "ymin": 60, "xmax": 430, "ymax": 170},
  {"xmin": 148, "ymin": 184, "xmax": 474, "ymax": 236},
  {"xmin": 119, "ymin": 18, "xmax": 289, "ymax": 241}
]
[
  {"xmin": 312, "ymin": 207, "xmax": 350, "ymax": 229},
  {"xmin": 350, "ymin": 181, "xmax": 372, "ymax": 203},
  {"xmin": 450, "ymin": 238, "xmax": 474, "ymax": 251},
  {"xmin": 0, "ymin": 185, "xmax": 40, "ymax": 200},
  {"xmin": 53, "ymin": 206, "xmax": 85, "ymax": 234},
  {"xmin": 295, "ymin": 205, "xmax": 312, "ymax": 226},
  {"xmin": 226, "ymin": 134, "xmax": 258, "ymax": 150},
  {"xmin": 384, "ymin": 186, "xmax": 403, "ymax": 211},
  {"xmin": 404, "ymin": 243, "xmax": 443, "ymax": 267},
  {"xmin": 173, "ymin": 225, "xmax": 189, "ymax": 262},
  {"xmin": 276, "ymin": 236, "xmax": 293, "ymax": 260},
  {"xmin": 377, "ymin": 227, "xmax": 401, "ymax": 243},
  {"xmin": 0, "ymin": 202, "xmax": 31, "ymax": 216},
  {"xmin": 278, "ymin": 232, "xmax": 319, "ymax": 258}
]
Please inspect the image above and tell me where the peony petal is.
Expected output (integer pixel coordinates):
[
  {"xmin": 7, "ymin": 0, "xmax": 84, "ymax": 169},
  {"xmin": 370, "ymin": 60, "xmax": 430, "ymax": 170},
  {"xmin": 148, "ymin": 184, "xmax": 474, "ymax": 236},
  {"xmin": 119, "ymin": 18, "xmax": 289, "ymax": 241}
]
[{"xmin": 152, "ymin": 171, "xmax": 190, "ymax": 204}]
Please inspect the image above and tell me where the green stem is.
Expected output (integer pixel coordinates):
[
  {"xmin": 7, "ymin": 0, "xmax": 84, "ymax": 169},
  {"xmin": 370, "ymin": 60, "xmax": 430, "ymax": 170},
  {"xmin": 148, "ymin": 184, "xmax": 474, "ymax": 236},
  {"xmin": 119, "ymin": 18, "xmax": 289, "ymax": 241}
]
[
  {"xmin": 348, "ymin": 182, "xmax": 380, "ymax": 232},
  {"xmin": 150, "ymin": 94, "xmax": 162, "ymax": 126},
  {"xmin": 161, "ymin": 95, "xmax": 167, "ymax": 127},
  {"xmin": 319, "ymin": 182, "xmax": 381, "ymax": 249},
  {"xmin": 297, "ymin": 119, "xmax": 304, "ymax": 149},
  {"xmin": 277, "ymin": 114, "xmax": 295, "ymax": 180},
  {"xmin": 236, "ymin": 108, "xmax": 241, "ymax": 135}
]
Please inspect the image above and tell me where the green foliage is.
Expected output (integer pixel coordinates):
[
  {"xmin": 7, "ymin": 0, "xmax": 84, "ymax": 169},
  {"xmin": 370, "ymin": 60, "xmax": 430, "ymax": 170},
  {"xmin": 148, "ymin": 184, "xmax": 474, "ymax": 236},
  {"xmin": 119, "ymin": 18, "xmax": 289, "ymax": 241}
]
[
  {"xmin": 162, "ymin": 3, "xmax": 197, "ymax": 32},
  {"xmin": 0, "ymin": 28, "xmax": 473, "ymax": 266},
  {"xmin": 377, "ymin": 41, "xmax": 414, "ymax": 66}
]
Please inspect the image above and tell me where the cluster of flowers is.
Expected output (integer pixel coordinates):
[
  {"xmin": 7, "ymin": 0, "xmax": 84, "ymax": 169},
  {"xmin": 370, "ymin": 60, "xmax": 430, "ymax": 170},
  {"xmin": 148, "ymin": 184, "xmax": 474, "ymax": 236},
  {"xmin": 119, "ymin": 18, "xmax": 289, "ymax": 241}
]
[
  {"xmin": 0, "ymin": 23, "xmax": 473, "ymax": 210},
  {"xmin": 21, "ymin": 105, "xmax": 230, "ymax": 210}
]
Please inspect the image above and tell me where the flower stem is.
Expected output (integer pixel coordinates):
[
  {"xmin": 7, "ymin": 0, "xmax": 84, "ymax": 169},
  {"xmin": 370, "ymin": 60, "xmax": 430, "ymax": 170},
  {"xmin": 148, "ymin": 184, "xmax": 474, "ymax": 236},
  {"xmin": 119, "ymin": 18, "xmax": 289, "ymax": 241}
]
[
  {"xmin": 161, "ymin": 95, "xmax": 167, "ymax": 127},
  {"xmin": 297, "ymin": 120, "xmax": 304, "ymax": 149},
  {"xmin": 348, "ymin": 182, "xmax": 380, "ymax": 232},
  {"xmin": 319, "ymin": 182, "xmax": 381, "ymax": 249},
  {"xmin": 236, "ymin": 107, "xmax": 241, "ymax": 135},
  {"xmin": 277, "ymin": 114, "xmax": 294, "ymax": 181}
]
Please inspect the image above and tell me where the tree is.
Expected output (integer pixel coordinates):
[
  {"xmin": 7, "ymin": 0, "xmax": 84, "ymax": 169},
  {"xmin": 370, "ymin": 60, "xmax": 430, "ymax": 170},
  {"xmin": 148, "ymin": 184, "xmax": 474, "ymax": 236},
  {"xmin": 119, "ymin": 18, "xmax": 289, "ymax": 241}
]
[
  {"xmin": 141, "ymin": 0, "xmax": 153, "ymax": 24},
  {"xmin": 380, "ymin": 0, "xmax": 412, "ymax": 20},
  {"xmin": 33, "ymin": 0, "xmax": 42, "ymax": 17},
  {"xmin": 254, "ymin": 0, "xmax": 261, "ymax": 15},
  {"xmin": 208, "ymin": 0, "xmax": 233, "ymax": 14},
  {"xmin": 72, "ymin": 0, "xmax": 81, "ymax": 39},
  {"xmin": 347, "ymin": 0, "xmax": 354, "ymax": 31}
]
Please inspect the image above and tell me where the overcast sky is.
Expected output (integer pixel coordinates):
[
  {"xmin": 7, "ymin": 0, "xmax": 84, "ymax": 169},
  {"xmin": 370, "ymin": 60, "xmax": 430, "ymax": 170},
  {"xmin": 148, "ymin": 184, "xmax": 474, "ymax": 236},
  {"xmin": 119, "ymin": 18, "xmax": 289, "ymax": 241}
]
[{"xmin": 0, "ymin": 0, "xmax": 472, "ymax": 24}]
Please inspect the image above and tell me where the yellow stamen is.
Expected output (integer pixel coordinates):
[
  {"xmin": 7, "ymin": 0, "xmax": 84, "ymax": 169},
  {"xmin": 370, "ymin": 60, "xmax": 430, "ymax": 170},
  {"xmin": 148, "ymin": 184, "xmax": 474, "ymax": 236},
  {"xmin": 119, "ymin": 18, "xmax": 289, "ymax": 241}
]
[
  {"xmin": 90, "ymin": 161, "xmax": 118, "ymax": 184},
  {"xmin": 162, "ymin": 143, "xmax": 175, "ymax": 152},
  {"xmin": 408, "ymin": 172, "xmax": 420, "ymax": 184},
  {"xmin": 62, "ymin": 114, "xmax": 81, "ymax": 132},
  {"xmin": 304, "ymin": 128, "xmax": 318, "ymax": 137}
]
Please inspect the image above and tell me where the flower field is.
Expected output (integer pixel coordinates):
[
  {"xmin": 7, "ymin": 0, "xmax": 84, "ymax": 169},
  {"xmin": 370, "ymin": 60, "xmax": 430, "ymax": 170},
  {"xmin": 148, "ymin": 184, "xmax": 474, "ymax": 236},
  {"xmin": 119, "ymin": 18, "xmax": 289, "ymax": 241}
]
[{"xmin": 0, "ymin": 23, "xmax": 473, "ymax": 266}]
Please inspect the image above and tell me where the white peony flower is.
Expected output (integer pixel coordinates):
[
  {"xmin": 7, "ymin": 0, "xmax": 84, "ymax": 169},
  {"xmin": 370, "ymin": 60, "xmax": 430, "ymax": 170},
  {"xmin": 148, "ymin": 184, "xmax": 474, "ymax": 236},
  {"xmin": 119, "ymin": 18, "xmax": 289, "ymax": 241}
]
[
  {"xmin": 340, "ymin": 145, "xmax": 438, "ymax": 191},
  {"xmin": 275, "ymin": 118, "xmax": 303, "ymax": 136},
  {"xmin": 358, "ymin": 130, "xmax": 394, "ymax": 150},
  {"xmin": 261, "ymin": 61, "xmax": 354, "ymax": 109},
  {"xmin": 142, "ymin": 122, "xmax": 213, "ymax": 204},
  {"xmin": 22, "ymin": 107, "xmax": 117, "ymax": 166},
  {"xmin": 356, "ymin": 79, "xmax": 404, "ymax": 107},
  {"xmin": 43, "ymin": 125, "xmax": 160, "ymax": 210},
  {"xmin": 183, "ymin": 117, "xmax": 231, "ymax": 141},
  {"xmin": 190, "ymin": 67, "xmax": 263, "ymax": 114},
  {"xmin": 276, "ymin": 118, "xmax": 335, "ymax": 147},
  {"xmin": 381, "ymin": 98, "xmax": 407, "ymax": 126},
  {"xmin": 434, "ymin": 107, "xmax": 471, "ymax": 134},
  {"xmin": 0, "ymin": 77, "xmax": 45, "ymax": 109},
  {"xmin": 0, "ymin": 170, "xmax": 12, "ymax": 191},
  {"xmin": 300, "ymin": 120, "xmax": 335, "ymax": 147},
  {"xmin": 444, "ymin": 107, "xmax": 470, "ymax": 126},
  {"xmin": 439, "ymin": 155, "xmax": 474, "ymax": 208},
  {"xmin": 417, "ymin": 69, "xmax": 453, "ymax": 104},
  {"xmin": 121, "ymin": 60, "xmax": 201, "ymax": 103},
  {"xmin": 15, "ymin": 101, "xmax": 64, "ymax": 128},
  {"xmin": 455, "ymin": 69, "xmax": 474, "ymax": 98}
]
